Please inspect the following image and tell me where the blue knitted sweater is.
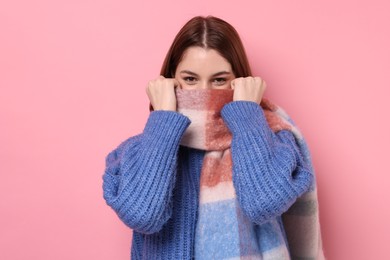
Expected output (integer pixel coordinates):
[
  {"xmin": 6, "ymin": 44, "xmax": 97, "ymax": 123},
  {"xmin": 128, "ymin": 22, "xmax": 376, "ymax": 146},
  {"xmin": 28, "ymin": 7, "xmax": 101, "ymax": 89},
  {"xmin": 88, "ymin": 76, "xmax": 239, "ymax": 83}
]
[{"xmin": 102, "ymin": 101, "xmax": 315, "ymax": 259}]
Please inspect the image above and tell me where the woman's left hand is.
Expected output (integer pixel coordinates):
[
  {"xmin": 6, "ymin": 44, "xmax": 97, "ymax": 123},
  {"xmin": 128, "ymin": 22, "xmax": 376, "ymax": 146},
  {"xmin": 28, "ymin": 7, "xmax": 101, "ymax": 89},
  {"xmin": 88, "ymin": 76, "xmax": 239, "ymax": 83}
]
[{"xmin": 231, "ymin": 76, "xmax": 267, "ymax": 103}]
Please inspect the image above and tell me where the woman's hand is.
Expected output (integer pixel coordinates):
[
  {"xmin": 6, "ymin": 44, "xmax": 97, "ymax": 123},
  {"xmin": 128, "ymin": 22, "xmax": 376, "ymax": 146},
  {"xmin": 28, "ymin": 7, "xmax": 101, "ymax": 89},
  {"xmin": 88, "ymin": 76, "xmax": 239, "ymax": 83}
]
[
  {"xmin": 231, "ymin": 76, "xmax": 267, "ymax": 103},
  {"xmin": 146, "ymin": 76, "xmax": 180, "ymax": 111}
]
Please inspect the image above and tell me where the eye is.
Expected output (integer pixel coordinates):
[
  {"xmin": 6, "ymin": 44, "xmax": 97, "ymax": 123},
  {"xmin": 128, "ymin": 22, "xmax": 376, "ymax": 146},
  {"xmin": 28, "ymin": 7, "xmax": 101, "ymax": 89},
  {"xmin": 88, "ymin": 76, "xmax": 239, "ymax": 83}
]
[
  {"xmin": 213, "ymin": 78, "xmax": 227, "ymax": 86},
  {"xmin": 183, "ymin": 76, "xmax": 197, "ymax": 85}
]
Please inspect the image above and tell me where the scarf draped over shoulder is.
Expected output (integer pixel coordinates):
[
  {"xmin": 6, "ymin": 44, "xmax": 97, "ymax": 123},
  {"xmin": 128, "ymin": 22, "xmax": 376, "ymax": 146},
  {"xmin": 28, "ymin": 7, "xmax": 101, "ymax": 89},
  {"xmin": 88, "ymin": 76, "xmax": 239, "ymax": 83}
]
[{"xmin": 176, "ymin": 88, "xmax": 325, "ymax": 259}]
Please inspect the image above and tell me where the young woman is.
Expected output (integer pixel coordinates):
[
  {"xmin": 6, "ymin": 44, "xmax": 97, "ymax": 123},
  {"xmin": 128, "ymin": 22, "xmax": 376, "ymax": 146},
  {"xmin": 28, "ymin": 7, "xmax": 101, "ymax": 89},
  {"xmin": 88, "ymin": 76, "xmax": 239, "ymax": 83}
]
[{"xmin": 102, "ymin": 16, "xmax": 324, "ymax": 259}]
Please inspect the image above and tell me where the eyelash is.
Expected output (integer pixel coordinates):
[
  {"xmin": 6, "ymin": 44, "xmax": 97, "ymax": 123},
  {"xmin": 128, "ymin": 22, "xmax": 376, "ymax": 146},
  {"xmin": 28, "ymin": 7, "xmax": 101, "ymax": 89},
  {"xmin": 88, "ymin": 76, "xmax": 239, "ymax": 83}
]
[
  {"xmin": 213, "ymin": 78, "xmax": 226, "ymax": 85},
  {"xmin": 183, "ymin": 77, "xmax": 197, "ymax": 83},
  {"xmin": 183, "ymin": 77, "xmax": 227, "ymax": 85}
]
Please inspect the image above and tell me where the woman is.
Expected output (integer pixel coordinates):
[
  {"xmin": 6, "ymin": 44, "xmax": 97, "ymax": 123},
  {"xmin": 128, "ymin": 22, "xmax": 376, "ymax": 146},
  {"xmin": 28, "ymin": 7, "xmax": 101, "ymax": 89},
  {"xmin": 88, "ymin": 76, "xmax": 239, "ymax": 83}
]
[{"xmin": 102, "ymin": 16, "xmax": 324, "ymax": 259}]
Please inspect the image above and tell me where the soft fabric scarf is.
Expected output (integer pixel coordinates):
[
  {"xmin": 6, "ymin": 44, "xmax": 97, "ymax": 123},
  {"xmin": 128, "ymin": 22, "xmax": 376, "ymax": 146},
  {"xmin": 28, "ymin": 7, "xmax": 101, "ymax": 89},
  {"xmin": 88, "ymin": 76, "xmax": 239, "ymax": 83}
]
[{"xmin": 176, "ymin": 88, "xmax": 324, "ymax": 259}]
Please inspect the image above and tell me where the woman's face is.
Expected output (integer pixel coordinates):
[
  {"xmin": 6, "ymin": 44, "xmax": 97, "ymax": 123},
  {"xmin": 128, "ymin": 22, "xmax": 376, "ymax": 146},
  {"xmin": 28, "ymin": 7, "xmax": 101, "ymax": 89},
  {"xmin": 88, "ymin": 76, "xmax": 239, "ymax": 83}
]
[{"xmin": 174, "ymin": 47, "xmax": 235, "ymax": 89}]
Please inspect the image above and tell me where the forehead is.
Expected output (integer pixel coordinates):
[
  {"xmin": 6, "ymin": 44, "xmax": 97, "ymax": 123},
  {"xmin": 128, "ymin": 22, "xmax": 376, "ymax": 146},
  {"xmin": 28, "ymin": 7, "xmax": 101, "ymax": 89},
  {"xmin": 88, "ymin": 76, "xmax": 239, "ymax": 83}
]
[{"xmin": 178, "ymin": 47, "xmax": 232, "ymax": 71}]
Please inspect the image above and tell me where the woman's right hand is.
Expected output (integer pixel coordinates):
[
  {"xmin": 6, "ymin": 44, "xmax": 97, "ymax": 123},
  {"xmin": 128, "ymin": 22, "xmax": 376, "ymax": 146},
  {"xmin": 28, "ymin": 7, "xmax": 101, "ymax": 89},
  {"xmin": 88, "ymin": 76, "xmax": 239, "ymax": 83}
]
[{"xmin": 146, "ymin": 76, "xmax": 180, "ymax": 111}]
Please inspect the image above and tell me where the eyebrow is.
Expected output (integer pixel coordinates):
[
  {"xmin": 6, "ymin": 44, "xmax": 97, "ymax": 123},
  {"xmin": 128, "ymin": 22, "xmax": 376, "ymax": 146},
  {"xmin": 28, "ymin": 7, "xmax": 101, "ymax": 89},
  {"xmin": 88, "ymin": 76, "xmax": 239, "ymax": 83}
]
[{"xmin": 179, "ymin": 70, "xmax": 232, "ymax": 77}]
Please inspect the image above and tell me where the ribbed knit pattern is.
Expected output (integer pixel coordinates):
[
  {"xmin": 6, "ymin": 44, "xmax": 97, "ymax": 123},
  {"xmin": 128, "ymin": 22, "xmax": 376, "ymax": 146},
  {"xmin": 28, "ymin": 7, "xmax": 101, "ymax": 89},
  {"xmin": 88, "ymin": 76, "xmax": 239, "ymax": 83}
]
[
  {"xmin": 103, "ymin": 111, "xmax": 191, "ymax": 235},
  {"xmin": 102, "ymin": 101, "xmax": 325, "ymax": 259},
  {"xmin": 221, "ymin": 101, "xmax": 313, "ymax": 225}
]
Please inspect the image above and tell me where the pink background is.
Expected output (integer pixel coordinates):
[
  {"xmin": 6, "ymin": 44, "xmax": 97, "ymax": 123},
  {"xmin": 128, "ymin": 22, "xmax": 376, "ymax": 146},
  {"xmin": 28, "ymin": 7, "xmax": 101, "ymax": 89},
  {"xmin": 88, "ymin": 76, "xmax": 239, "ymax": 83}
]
[{"xmin": 1, "ymin": 0, "xmax": 389, "ymax": 259}]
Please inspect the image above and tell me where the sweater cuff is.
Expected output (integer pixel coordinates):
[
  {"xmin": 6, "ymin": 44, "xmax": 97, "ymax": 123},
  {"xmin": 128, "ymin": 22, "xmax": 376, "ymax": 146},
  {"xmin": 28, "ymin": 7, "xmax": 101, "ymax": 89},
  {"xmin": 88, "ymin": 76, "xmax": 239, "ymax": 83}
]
[
  {"xmin": 221, "ymin": 101, "xmax": 269, "ymax": 135},
  {"xmin": 143, "ymin": 110, "xmax": 191, "ymax": 145}
]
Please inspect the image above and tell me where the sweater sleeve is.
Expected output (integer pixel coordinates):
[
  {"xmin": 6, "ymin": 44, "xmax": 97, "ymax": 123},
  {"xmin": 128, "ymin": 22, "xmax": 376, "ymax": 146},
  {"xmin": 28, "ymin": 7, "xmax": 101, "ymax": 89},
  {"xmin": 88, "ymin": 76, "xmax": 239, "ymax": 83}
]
[
  {"xmin": 221, "ymin": 101, "xmax": 313, "ymax": 225},
  {"xmin": 102, "ymin": 110, "xmax": 190, "ymax": 234}
]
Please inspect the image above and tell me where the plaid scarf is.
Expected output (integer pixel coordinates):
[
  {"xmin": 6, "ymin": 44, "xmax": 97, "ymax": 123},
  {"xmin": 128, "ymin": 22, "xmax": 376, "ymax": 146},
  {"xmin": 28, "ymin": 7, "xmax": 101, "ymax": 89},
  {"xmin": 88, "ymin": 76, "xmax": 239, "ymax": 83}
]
[{"xmin": 176, "ymin": 88, "xmax": 324, "ymax": 259}]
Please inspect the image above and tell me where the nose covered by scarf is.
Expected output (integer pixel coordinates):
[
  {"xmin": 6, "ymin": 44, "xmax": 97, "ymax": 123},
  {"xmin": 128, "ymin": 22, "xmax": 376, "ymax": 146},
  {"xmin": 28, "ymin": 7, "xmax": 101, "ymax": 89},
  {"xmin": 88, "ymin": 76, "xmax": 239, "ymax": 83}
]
[
  {"xmin": 175, "ymin": 88, "xmax": 293, "ymax": 150},
  {"xmin": 176, "ymin": 88, "xmax": 234, "ymax": 151}
]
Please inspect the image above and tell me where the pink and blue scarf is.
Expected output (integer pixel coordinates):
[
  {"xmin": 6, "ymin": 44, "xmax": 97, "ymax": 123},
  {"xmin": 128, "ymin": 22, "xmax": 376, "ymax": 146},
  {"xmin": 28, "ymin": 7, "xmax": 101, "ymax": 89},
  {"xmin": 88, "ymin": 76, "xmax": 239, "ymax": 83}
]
[{"xmin": 176, "ymin": 88, "xmax": 325, "ymax": 259}]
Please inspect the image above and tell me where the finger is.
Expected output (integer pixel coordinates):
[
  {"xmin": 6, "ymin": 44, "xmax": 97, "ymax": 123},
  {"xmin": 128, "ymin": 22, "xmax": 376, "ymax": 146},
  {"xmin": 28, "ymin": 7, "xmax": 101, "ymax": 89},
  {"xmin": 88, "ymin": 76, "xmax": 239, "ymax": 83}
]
[
  {"xmin": 146, "ymin": 82, "xmax": 152, "ymax": 95},
  {"xmin": 258, "ymin": 78, "xmax": 265, "ymax": 89},
  {"xmin": 251, "ymin": 77, "xmax": 260, "ymax": 86},
  {"xmin": 145, "ymin": 86, "xmax": 153, "ymax": 104},
  {"xmin": 230, "ymin": 79, "xmax": 235, "ymax": 89},
  {"xmin": 172, "ymin": 78, "xmax": 181, "ymax": 88}
]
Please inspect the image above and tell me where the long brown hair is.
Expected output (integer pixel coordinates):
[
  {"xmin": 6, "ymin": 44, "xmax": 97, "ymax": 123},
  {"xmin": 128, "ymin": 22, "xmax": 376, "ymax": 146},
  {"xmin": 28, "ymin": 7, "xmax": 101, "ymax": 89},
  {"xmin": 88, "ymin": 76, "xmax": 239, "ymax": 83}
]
[
  {"xmin": 160, "ymin": 15, "xmax": 252, "ymax": 78},
  {"xmin": 150, "ymin": 16, "xmax": 252, "ymax": 111}
]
